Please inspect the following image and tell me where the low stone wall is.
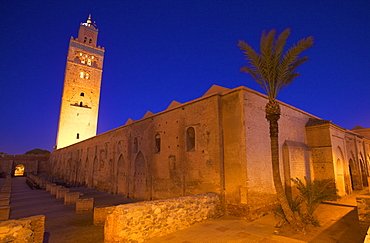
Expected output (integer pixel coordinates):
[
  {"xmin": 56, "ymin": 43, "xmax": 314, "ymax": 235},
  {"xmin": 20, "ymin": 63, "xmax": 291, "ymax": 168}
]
[
  {"xmin": 94, "ymin": 206, "xmax": 116, "ymax": 226},
  {"xmin": 104, "ymin": 192, "xmax": 223, "ymax": 243},
  {"xmin": 0, "ymin": 215, "xmax": 45, "ymax": 243},
  {"xmin": 357, "ymin": 194, "xmax": 370, "ymax": 237}
]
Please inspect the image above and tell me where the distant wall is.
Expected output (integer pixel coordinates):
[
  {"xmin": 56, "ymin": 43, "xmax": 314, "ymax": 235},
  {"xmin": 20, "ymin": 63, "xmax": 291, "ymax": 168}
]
[
  {"xmin": 0, "ymin": 155, "xmax": 49, "ymax": 177},
  {"xmin": 103, "ymin": 192, "xmax": 222, "ymax": 243}
]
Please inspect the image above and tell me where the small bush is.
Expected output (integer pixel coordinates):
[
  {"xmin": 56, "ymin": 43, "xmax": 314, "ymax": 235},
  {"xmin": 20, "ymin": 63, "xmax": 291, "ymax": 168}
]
[
  {"xmin": 291, "ymin": 177, "xmax": 338, "ymax": 226},
  {"xmin": 274, "ymin": 177, "xmax": 338, "ymax": 227}
]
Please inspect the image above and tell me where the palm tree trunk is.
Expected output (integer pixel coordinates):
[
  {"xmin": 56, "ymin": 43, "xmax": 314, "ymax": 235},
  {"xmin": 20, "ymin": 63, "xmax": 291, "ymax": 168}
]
[{"xmin": 265, "ymin": 100, "xmax": 304, "ymax": 231}]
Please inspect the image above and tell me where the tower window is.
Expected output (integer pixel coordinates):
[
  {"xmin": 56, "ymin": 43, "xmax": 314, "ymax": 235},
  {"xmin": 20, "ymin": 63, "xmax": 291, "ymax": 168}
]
[
  {"xmin": 80, "ymin": 92, "xmax": 84, "ymax": 96},
  {"xmin": 87, "ymin": 59, "xmax": 91, "ymax": 66},
  {"xmin": 84, "ymin": 37, "xmax": 87, "ymax": 43},
  {"xmin": 80, "ymin": 102, "xmax": 83, "ymax": 107},
  {"xmin": 89, "ymin": 38, "xmax": 92, "ymax": 44},
  {"xmin": 77, "ymin": 133, "xmax": 80, "ymax": 139},
  {"xmin": 79, "ymin": 71, "xmax": 89, "ymax": 79}
]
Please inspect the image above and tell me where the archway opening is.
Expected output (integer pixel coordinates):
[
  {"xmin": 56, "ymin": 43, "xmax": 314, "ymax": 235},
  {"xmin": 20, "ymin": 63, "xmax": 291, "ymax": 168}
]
[
  {"xmin": 336, "ymin": 158, "xmax": 346, "ymax": 196},
  {"xmin": 14, "ymin": 164, "xmax": 25, "ymax": 176}
]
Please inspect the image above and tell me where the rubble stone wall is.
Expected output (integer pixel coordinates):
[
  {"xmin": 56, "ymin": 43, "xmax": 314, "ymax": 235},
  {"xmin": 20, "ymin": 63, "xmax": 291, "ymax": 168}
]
[
  {"xmin": 104, "ymin": 192, "xmax": 222, "ymax": 243},
  {"xmin": 0, "ymin": 215, "xmax": 45, "ymax": 243},
  {"xmin": 357, "ymin": 194, "xmax": 370, "ymax": 236}
]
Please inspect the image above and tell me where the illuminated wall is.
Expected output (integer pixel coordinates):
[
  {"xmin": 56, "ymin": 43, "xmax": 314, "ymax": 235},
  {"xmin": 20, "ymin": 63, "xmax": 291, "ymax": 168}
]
[{"xmin": 56, "ymin": 16, "xmax": 105, "ymax": 149}]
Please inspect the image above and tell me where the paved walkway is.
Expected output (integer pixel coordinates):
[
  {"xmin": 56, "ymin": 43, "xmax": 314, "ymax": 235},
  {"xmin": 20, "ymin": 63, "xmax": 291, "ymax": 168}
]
[
  {"xmin": 146, "ymin": 191, "xmax": 365, "ymax": 243},
  {"xmin": 8, "ymin": 177, "xmax": 134, "ymax": 243},
  {"xmin": 6, "ymin": 177, "xmax": 367, "ymax": 242}
]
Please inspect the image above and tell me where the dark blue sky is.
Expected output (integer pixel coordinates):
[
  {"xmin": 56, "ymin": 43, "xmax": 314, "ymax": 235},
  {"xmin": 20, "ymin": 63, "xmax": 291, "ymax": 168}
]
[{"xmin": 1, "ymin": 0, "xmax": 369, "ymax": 154}]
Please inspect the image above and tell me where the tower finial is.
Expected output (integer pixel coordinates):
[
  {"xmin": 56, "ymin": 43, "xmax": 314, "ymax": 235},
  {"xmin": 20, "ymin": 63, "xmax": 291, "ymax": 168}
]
[{"xmin": 87, "ymin": 14, "xmax": 92, "ymax": 24}]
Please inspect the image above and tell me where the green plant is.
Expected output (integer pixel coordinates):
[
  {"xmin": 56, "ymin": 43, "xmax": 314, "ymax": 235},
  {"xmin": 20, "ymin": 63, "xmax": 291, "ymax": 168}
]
[{"xmin": 291, "ymin": 177, "xmax": 338, "ymax": 226}]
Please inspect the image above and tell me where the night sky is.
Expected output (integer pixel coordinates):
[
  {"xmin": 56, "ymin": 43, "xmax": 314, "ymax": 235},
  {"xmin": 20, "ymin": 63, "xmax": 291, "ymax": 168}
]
[{"xmin": 1, "ymin": 0, "xmax": 369, "ymax": 155}]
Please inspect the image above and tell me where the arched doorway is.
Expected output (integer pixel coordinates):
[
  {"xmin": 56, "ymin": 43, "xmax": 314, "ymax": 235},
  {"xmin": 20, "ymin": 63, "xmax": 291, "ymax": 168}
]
[
  {"xmin": 134, "ymin": 152, "xmax": 146, "ymax": 200},
  {"xmin": 117, "ymin": 155, "xmax": 129, "ymax": 197},
  {"xmin": 349, "ymin": 158, "xmax": 355, "ymax": 190},
  {"xmin": 360, "ymin": 158, "xmax": 368, "ymax": 187},
  {"xmin": 336, "ymin": 159, "xmax": 346, "ymax": 196},
  {"xmin": 14, "ymin": 164, "xmax": 25, "ymax": 176},
  {"xmin": 92, "ymin": 157, "xmax": 98, "ymax": 188}
]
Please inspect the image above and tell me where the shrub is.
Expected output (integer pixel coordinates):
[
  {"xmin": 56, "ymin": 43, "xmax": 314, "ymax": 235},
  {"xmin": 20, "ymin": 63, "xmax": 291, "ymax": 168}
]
[
  {"xmin": 274, "ymin": 177, "xmax": 338, "ymax": 227},
  {"xmin": 291, "ymin": 177, "xmax": 338, "ymax": 226}
]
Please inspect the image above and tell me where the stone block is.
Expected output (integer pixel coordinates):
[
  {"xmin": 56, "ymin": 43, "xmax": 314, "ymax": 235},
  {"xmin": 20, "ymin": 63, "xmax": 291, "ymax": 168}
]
[
  {"xmin": 365, "ymin": 235, "xmax": 370, "ymax": 243},
  {"xmin": 56, "ymin": 188, "xmax": 69, "ymax": 199},
  {"xmin": 1, "ymin": 186, "xmax": 11, "ymax": 191},
  {"xmin": 0, "ymin": 192, "xmax": 10, "ymax": 198},
  {"xmin": 64, "ymin": 192, "xmax": 80, "ymax": 205},
  {"xmin": 50, "ymin": 185, "xmax": 63, "ymax": 195},
  {"xmin": 93, "ymin": 206, "xmax": 115, "ymax": 226},
  {"xmin": 40, "ymin": 179, "xmax": 47, "ymax": 189},
  {"xmin": 0, "ymin": 198, "xmax": 10, "ymax": 206},
  {"xmin": 0, "ymin": 206, "xmax": 10, "ymax": 220},
  {"xmin": 0, "ymin": 215, "xmax": 45, "ymax": 243},
  {"xmin": 45, "ymin": 183, "xmax": 56, "ymax": 192},
  {"xmin": 3, "ymin": 181, "xmax": 11, "ymax": 187},
  {"xmin": 76, "ymin": 198, "xmax": 94, "ymax": 214},
  {"xmin": 0, "ymin": 189, "xmax": 11, "ymax": 193}
]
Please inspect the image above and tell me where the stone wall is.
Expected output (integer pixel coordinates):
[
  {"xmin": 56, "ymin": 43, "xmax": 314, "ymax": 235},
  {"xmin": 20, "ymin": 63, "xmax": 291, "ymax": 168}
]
[
  {"xmin": 0, "ymin": 154, "xmax": 49, "ymax": 177},
  {"xmin": 357, "ymin": 194, "xmax": 370, "ymax": 238},
  {"xmin": 50, "ymin": 90, "xmax": 224, "ymax": 201},
  {"xmin": 103, "ymin": 192, "xmax": 222, "ymax": 243},
  {"xmin": 49, "ymin": 85, "xmax": 370, "ymax": 221},
  {"xmin": 0, "ymin": 215, "xmax": 45, "ymax": 243}
]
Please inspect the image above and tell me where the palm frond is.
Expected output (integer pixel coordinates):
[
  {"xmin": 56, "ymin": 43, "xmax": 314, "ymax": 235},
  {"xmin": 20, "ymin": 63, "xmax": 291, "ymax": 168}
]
[
  {"xmin": 238, "ymin": 29, "xmax": 313, "ymax": 100},
  {"xmin": 238, "ymin": 40, "xmax": 268, "ymax": 93}
]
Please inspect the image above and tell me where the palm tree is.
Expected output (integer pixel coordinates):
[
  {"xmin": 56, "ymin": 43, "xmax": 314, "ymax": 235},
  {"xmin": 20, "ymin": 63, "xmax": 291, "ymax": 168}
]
[{"xmin": 238, "ymin": 28, "xmax": 313, "ymax": 231}]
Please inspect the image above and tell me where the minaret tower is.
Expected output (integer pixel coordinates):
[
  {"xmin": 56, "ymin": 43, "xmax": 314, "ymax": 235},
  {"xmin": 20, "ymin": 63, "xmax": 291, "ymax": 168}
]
[{"xmin": 56, "ymin": 15, "xmax": 105, "ymax": 149}]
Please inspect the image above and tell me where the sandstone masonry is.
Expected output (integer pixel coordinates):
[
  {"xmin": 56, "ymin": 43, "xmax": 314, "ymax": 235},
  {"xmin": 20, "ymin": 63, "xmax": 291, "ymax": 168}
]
[{"xmin": 103, "ymin": 192, "xmax": 222, "ymax": 242}]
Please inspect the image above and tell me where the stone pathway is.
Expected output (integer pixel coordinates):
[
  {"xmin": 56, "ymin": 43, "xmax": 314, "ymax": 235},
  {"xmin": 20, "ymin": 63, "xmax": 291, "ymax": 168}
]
[{"xmin": 8, "ymin": 177, "xmax": 134, "ymax": 243}]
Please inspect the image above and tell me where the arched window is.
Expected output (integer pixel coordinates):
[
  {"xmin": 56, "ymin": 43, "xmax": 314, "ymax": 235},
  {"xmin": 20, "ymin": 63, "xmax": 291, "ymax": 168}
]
[
  {"xmin": 133, "ymin": 138, "xmax": 138, "ymax": 153},
  {"xmin": 80, "ymin": 92, "xmax": 84, "ymax": 96},
  {"xmin": 186, "ymin": 127, "xmax": 195, "ymax": 151},
  {"xmin": 117, "ymin": 141, "xmax": 122, "ymax": 154},
  {"xmin": 76, "ymin": 133, "xmax": 80, "ymax": 139},
  {"xmin": 79, "ymin": 102, "xmax": 83, "ymax": 107},
  {"xmin": 155, "ymin": 134, "xmax": 161, "ymax": 154}
]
